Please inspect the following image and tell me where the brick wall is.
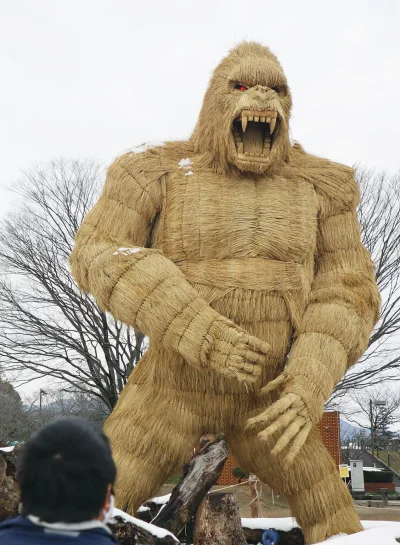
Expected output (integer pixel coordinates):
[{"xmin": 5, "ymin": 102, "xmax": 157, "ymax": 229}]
[
  {"xmin": 365, "ymin": 482, "xmax": 395, "ymax": 492},
  {"xmin": 216, "ymin": 411, "xmax": 342, "ymax": 485}
]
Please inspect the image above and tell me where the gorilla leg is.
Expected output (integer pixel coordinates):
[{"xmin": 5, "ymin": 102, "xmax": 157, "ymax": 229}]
[
  {"xmin": 226, "ymin": 425, "xmax": 362, "ymax": 544},
  {"xmin": 104, "ymin": 380, "xmax": 202, "ymax": 514}
]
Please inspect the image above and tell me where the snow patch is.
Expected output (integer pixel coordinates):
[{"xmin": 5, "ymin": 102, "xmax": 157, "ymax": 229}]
[
  {"xmin": 113, "ymin": 247, "xmax": 143, "ymax": 256},
  {"xmin": 184, "ymin": 170, "xmax": 193, "ymax": 176},
  {"xmin": 178, "ymin": 158, "xmax": 193, "ymax": 169},
  {"xmin": 316, "ymin": 526, "xmax": 400, "ymax": 544},
  {"xmin": 130, "ymin": 142, "xmax": 164, "ymax": 154},
  {"xmin": 0, "ymin": 446, "xmax": 15, "ymax": 452},
  {"xmin": 148, "ymin": 493, "xmax": 171, "ymax": 505},
  {"xmin": 110, "ymin": 508, "xmax": 177, "ymax": 540},
  {"xmin": 241, "ymin": 517, "xmax": 299, "ymax": 532},
  {"xmin": 241, "ymin": 518, "xmax": 400, "ymax": 543}
]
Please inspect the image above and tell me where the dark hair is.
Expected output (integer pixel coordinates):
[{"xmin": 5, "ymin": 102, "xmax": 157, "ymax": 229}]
[{"xmin": 18, "ymin": 417, "xmax": 116, "ymax": 523}]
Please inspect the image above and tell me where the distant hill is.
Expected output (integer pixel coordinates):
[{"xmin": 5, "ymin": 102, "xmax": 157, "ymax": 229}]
[{"xmin": 340, "ymin": 419, "xmax": 370, "ymax": 439}]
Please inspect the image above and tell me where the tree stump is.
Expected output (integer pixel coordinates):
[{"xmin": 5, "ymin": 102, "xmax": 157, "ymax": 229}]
[
  {"xmin": 152, "ymin": 436, "xmax": 229, "ymax": 536},
  {"xmin": 0, "ymin": 447, "xmax": 20, "ymax": 521},
  {"xmin": 194, "ymin": 493, "xmax": 247, "ymax": 545}
]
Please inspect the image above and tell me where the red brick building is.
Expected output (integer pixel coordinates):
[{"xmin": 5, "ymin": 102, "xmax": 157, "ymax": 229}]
[{"xmin": 217, "ymin": 411, "xmax": 341, "ymax": 485}]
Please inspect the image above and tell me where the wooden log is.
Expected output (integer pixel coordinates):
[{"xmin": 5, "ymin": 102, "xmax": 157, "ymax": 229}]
[
  {"xmin": 0, "ymin": 447, "xmax": 20, "ymax": 521},
  {"xmin": 194, "ymin": 492, "xmax": 247, "ymax": 545},
  {"xmin": 110, "ymin": 515, "xmax": 180, "ymax": 545},
  {"xmin": 152, "ymin": 435, "xmax": 229, "ymax": 537}
]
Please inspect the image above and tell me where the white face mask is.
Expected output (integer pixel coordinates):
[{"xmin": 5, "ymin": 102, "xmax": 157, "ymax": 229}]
[{"xmin": 102, "ymin": 494, "xmax": 115, "ymax": 525}]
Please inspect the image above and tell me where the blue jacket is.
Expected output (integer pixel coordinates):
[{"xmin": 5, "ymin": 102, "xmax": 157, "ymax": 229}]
[{"xmin": 0, "ymin": 516, "xmax": 118, "ymax": 544}]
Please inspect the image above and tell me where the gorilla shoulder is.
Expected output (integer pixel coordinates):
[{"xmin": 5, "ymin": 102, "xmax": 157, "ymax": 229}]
[{"xmin": 288, "ymin": 141, "xmax": 359, "ymax": 214}]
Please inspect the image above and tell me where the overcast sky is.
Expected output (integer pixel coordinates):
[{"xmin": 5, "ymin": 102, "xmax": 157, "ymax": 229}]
[{"xmin": 1, "ymin": 0, "xmax": 400, "ymax": 221}]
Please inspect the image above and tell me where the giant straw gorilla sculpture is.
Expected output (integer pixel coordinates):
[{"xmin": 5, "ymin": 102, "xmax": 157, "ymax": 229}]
[{"xmin": 71, "ymin": 42, "xmax": 380, "ymax": 543}]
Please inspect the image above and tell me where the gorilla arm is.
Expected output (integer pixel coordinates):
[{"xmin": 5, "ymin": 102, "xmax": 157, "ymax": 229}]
[
  {"xmin": 70, "ymin": 150, "xmax": 269, "ymax": 384},
  {"xmin": 247, "ymin": 170, "xmax": 380, "ymax": 463}
]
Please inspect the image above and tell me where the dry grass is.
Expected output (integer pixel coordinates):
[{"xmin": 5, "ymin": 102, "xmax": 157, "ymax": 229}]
[{"xmin": 157, "ymin": 483, "xmax": 400, "ymax": 522}]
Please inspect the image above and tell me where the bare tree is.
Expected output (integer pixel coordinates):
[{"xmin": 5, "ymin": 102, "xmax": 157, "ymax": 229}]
[
  {"xmin": 329, "ymin": 168, "xmax": 400, "ymax": 404},
  {"xmin": 0, "ymin": 379, "xmax": 32, "ymax": 445},
  {"xmin": 26, "ymin": 387, "xmax": 110, "ymax": 430},
  {"xmin": 340, "ymin": 385, "xmax": 400, "ymax": 453},
  {"xmin": 0, "ymin": 159, "xmax": 144, "ymax": 411}
]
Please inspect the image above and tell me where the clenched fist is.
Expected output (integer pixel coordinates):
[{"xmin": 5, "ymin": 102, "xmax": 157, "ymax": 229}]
[{"xmin": 201, "ymin": 317, "xmax": 271, "ymax": 385}]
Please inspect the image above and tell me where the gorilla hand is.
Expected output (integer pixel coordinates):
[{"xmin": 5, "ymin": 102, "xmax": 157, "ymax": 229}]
[
  {"xmin": 245, "ymin": 373, "xmax": 317, "ymax": 466},
  {"xmin": 200, "ymin": 317, "xmax": 271, "ymax": 385}
]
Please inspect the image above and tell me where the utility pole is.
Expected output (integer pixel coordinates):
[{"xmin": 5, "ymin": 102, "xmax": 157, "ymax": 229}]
[
  {"xmin": 39, "ymin": 389, "xmax": 47, "ymax": 422},
  {"xmin": 370, "ymin": 399, "xmax": 374, "ymax": 464}
]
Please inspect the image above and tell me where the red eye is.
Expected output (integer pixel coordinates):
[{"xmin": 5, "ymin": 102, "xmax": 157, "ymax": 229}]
[{"xmin": 235, "ymin": 83, "xmax": 248, "ymax": 91}]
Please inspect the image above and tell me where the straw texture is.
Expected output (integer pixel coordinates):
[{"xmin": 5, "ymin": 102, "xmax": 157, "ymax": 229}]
[{"xmin": 70, "ymin": 41, "xmax": 379, "ymax": 544}]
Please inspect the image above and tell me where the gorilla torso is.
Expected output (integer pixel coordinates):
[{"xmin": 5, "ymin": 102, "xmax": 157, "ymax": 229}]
[{"xmin": 154, "ymin": 155, "xmax": 318, "ymax": 265}]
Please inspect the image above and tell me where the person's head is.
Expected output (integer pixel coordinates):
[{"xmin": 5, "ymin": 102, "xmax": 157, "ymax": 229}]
[{"xmin": 17, "ymin": 417, "xmax": 116, "ymax": 523}]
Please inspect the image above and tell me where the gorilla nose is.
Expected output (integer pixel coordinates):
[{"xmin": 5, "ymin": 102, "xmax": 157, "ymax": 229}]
[{"xmin": 253, "ymin": 85, "xmax": 275, "ymax": 98}]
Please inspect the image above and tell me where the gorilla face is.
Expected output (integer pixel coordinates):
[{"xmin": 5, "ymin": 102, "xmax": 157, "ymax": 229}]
[{"xmin": 192, "ymin": 42, "xmax": 292, "ymax": 175}]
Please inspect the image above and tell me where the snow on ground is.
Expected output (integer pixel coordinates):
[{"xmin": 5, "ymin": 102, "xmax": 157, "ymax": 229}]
[
  {"xmin": 316, "ymin": 526, "xmax": 400, "ymax": 544},
  {"xmin": 0, "ymin": 446, "xmax": 15, "ymax": 452},
  {"xmin": 111, "ymin": 507, "xmax": 178, "ymax": 541},
  {"xmin": 241, "ymin": 518, "xmax": 400, "ymax": 544},
  {"xmin": 241, "ymin": 517, "xmax": 299, "ymax": 531}
]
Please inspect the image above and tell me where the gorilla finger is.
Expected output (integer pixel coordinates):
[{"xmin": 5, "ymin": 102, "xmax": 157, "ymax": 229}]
[
  {"xmin": 257, "ymin": 408, "xmax": 298, "ymax": 441},
  {"xmin": 260, "ymin": 373, "xmax": 288, "ymax": 396},
  {"xmin": 282, "ymin": 422, "xmax": 313, "ymax": 467},
  {"xmin": 259, "ymin": 393, "xmax": 298, "ymax": 422},
  {"xmin": 248, "ymin": 336, "xmax": 271, "ymax": 356},
  {"xmin": 270, "ymin": 416, "xmax": 308, "ymax": 456}
]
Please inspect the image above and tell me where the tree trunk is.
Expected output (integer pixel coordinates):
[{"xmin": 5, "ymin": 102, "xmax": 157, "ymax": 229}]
[
  {"xmin": 194, "ymin": 493, "xmax": 247, "ymax": 545},
  {"xmin": 0, "ymin": 447, "xmax": 20, "ymax": 521},
  {"xmin": 152, "ymin": 435, "xmax": 229, "ymax": 536}
]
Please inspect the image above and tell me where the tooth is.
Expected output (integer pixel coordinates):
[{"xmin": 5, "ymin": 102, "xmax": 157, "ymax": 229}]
[
  {"xmin": 238, "ymin": 143, "xmax": 243, "ymax": 153},
  {"xmin": 270, "ymin": 117, "xmax": 277, "ymax": 133},
  {"xmin": 244, "ymin": 152, "xmax": 249, "ymax": 156},
  {"xmin": 261, "ymin": 117, "xmax": 266, "ymax": 123},
  {"xmin": 248, "ymin": 116, "xmax": 253, "ymax": 121},
  {"xmin": 254, "ymin": 116, "xmax": 259, "ymax": 122},
  {"xmin": 241, "ymin": 115, "xmax": 248, "ymax": 132},
  {"xmin": 266, "ymin": 117, "xmax": 271, "ymax": 123}
]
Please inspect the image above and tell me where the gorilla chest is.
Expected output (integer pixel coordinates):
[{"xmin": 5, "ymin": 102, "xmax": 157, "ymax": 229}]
[{"xmin": 161, "ymin": 171, "xmax": 318, "ymax": 263}]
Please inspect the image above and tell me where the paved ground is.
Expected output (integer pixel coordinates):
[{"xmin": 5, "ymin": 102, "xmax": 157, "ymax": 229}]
[{"xmin": 157, "ymin": 483, "xmax": 400, "ymax": 522}]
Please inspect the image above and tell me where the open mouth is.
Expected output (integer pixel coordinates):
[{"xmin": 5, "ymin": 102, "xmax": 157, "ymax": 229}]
[{"xmin": 232, "ymin": 109, "xmax": 278, "ymax": 162}]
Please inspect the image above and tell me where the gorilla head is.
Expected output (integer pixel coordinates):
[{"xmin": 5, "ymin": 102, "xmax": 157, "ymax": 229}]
[{"xmin": 192, "ymin": 42, "xmax": 292, "ymax": 175}]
